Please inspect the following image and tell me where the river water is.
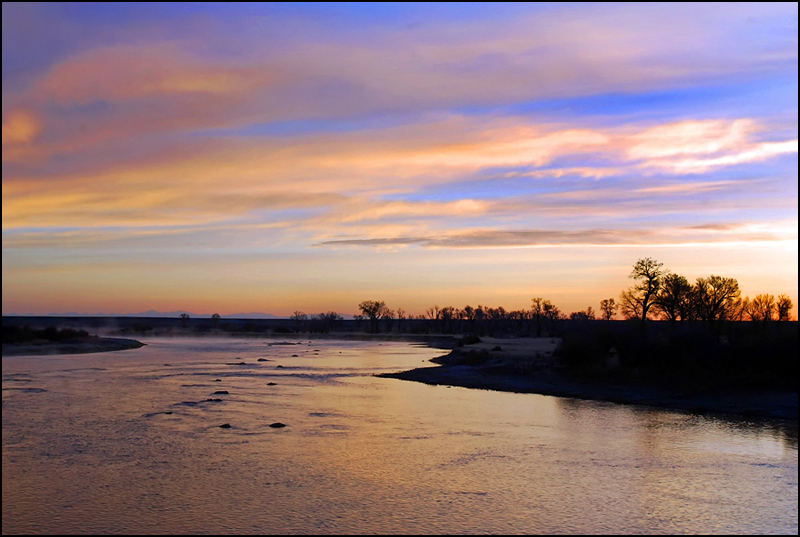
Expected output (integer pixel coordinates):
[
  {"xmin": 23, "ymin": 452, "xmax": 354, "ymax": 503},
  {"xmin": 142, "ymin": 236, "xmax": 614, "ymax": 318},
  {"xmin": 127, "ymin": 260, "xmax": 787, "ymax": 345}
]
[{"xmin": 2, "ymin": 337, "xmax": 797, "ymax": 534}]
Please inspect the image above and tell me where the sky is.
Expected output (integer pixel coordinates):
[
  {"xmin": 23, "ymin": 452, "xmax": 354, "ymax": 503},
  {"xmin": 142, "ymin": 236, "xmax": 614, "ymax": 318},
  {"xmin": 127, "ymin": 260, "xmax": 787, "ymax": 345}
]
[{"xmin": 2, "ymin": 2, "xmax": 798, "ymax": 318}]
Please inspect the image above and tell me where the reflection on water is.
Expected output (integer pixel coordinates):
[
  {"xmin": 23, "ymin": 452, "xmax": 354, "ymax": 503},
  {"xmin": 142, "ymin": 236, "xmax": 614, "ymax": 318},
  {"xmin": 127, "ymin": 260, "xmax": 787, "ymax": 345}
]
[{"xmin": 3, "ymin": 338, "xmax": 797, "ymax": 534}]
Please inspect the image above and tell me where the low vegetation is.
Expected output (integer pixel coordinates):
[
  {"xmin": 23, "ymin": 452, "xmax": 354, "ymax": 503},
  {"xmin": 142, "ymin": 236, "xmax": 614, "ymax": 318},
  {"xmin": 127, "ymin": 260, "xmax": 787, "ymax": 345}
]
[{"xmin": 3, "ymin": 325, "xmax": 94, "ymax": 345}]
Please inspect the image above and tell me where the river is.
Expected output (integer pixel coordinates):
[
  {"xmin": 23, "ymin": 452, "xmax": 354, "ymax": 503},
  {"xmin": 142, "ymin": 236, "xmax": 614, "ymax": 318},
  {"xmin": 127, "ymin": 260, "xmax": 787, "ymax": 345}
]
[{"xmin": 2, "ymin": 337, "xmax": 797, "ymax": 534}]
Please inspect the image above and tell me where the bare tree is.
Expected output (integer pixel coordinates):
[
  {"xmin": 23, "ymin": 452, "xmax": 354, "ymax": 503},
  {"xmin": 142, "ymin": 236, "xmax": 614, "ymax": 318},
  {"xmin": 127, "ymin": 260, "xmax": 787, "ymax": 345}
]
[
  {"xmin": 745, "ymin": 294, "xmax": 776, "ymax": 322},
  {"xmin": 486, "ymin": 306, "xmax": 507, "ymax": 335},
  {"xmin": 474, "ymin": 305, "xmax": 486, "ymax": 335},
  {"xmin": 569, "ymin": 306, "xmax": 595, "ymax": 322},
  {"xmin": 531, "ymin": 298, "xmax": 545, "ymax": 337},
  {"xmin": 599, "ymin": 298, "xmax": 617, "ymax": 321},
  {"xmin": 454, "ymin": 308, "xmax": 466, "ymax": 333},
  {"xmin": 693, "ymin": 275, "xmax": 741, "ymax": 324},
  {"xmin": 396, "ymin": 308, "xmax": 406, "ymax": 333},
  {"xmin": 776, "ymin": 294, "xmax": 793, "ymax": 321},
  {"xmin": 543, "ymin": 301, "xmax": 563, "ymax": 335},
  {"xmin": 620, "ymin": 257, "xmax": 667, "ymax": 323},
  {"xmin": 315, "ymin": 311, "xmax": 342, "ymax": 333},
  {"xmin": 211, "ymin": 313, "xmax": 221, "ymax": 329},
  {"xmin": 359, "ymin": 300, "xmax": 388, "ymax": 333},
  {"xmin": 290, "ymin": 311, "xmax": 308, "ymax": 332},
  {"xmin": 463, "ymin": 305, "xmax": 476, "ymax": 334},
  {"xmin": 655, "ymin": 273, "xmax": 692, "ymax": 322},
  {"xmin": 440, "ymin": 306, "xmax": 457, "ymax": 333},
  {"xmin": 179, "ymin": 312, "xmax": 190, "ymax": 328},
  {"xmin": 425, "ymin": 305, "xmax": 441, "ymax": 333},
  {"xmin": 381, "ymin": 308, "xmax": 395, "ymax": 333}
]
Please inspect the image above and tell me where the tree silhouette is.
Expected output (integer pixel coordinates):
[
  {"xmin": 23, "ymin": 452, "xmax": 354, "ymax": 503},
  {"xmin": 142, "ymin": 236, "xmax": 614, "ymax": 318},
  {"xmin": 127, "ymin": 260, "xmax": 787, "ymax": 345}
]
[
  {"xmin": 211, "ymin": 313, "xmax": 221, "ymax": 329},
  {"xmin": 693, "ymin": 275, "xmax": 741, "ymax": 324},
  {"xmin": 381, "ymin": 307, "xmax": 395, "ymax": 332},
  {"xmin": 440, "ymin": 306, "xmax": 457, "ymax": 333},
  {"xmin": 179, "ymin": 313, "xmax": 190, "ymax": 328},
  {"xmin": 314, "ymin": 311, "xmax": 342, "ymax": 333},
  {"xmin": 396, "ymin": 308, "xmax": 407, "ymax": 333},
  {"xmin": 358, "ymin": 300, "xmax": 388, "ymax": 333},
  {"xmin": 463, "ymin": 305, "xmax": 476, "ymax": 334},
  {"xmin": 655, "ymin": 273, "xmax": 692, "ymax": 322},
  {"xmin": 538, "ymin": 301, "xmax": 562, "ymax": 336},
  {"xmin": 620, "ymin": 257, "xmax": 667, "ymax": 323},
  {"xmin": 776, "ymin": 294, "xmax": 793, "ymax": 321},
  {"xmin": 290, "ymin": 311, "xmax": 308, "ymax": 332},
  {"xmin": 425, "ymin": 305, "xmax": 441, "ymax": 333},
  {"xmin": 745, "ymin": 294, "xmax": 776, "ymax": 322},
  {"xmin": 599, "ymin": 298, "xmax": 617, "ymax": 321},
  {"xmin": 569, "ymin": 307, "xmax": 595, "ymax": 321},
  {"xmin": 531, "ymin": 298, "xmax": 546, "ymax": 336}
]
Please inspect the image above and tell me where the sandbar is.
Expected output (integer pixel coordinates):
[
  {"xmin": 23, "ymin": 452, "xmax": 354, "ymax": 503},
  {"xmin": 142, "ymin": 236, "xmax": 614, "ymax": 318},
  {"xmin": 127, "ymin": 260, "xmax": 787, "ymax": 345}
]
[
  {"xmin": 2, "ymin": 337, "xmax": 145, "ymax": 357},
  {"xmin": 379, "ymin": 337, "xmax": 798, "ymax": 421}
]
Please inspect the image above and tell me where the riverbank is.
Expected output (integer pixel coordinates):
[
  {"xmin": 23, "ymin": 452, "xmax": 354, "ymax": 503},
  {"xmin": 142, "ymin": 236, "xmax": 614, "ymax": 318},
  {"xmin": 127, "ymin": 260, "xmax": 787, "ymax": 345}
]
[
  {"xmin": 2, "ymin": 337, "xmax": 145, "ymax": 356},
  {"xmin": 379, "ymin": 337, "xmax": 798, "ymax": 421}
]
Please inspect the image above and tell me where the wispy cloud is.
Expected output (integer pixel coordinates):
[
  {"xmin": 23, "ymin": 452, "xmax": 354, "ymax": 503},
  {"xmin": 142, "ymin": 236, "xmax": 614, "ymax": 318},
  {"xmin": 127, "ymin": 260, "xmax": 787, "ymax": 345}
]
[{"xmin": 316, "ymin": 220, "xmax": 797, "ymax": 250}]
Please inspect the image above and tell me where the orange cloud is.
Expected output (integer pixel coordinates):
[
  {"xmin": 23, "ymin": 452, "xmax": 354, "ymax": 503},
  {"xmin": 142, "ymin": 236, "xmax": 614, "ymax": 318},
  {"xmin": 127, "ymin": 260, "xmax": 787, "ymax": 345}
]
[
  {"xmin": 3, "ymin": 112, "xmax": 796, "ymax": 235},
  {"xmin": 36, "ymin": 44, "xmax": 270, "ymax": 105},
  {"xmin": 2, "ymin": 110, "xmax": 40, "ymax": 146}
]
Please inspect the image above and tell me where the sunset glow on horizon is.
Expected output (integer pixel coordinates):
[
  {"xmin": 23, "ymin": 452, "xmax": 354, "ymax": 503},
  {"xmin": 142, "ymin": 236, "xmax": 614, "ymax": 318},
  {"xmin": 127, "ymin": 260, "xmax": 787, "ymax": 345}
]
[{"xmin": 2, "ymin": 3, "xmax": 797, "ymax": 318}]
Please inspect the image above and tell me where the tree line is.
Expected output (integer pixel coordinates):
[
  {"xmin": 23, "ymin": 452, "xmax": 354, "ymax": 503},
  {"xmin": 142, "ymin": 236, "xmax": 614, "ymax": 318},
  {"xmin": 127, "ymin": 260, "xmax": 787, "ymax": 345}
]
[
  {"xmin": 344, "ymin": 258, "xmax": 793, "ymax": 334},
  {"xmin": 187, "ymin": 257, "xmax": 793, "ymax": 335},
  {"xmin": 616, "ymin": 257, "xmax": 793, "ymax": 325}
]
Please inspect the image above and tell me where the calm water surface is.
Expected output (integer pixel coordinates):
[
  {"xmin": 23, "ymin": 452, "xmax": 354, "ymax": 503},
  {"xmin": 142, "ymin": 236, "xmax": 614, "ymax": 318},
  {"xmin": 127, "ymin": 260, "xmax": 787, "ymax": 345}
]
[{"xmin": 2, "ymin": 338, "xmax": 797, "ymax": 534}]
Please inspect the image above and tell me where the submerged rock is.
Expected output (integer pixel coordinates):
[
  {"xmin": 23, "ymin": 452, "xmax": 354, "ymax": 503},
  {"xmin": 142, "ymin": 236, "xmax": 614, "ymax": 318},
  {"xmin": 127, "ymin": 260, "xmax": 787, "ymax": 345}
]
[
  {"xmin": 257, "ymin": 358, "xmax": 268, "ymax": 362},
  {"xmin": 219, "ymin": 423, "xmax": 232, "ymax": 428},
  {"xmin": 213, "ymin": 390, "xmax": 229, "ymax": 395},
  {"xmin": 267, "ymin": 382, "xmax": 277, "ymax": 386},
  {"xmin": 269, "ymin": 422, "xmax": 287, "ymax": 428}
]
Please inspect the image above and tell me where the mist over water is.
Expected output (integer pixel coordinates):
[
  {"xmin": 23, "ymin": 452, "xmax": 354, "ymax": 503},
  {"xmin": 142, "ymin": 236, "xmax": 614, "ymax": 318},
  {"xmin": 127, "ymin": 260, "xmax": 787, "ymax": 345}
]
[{"xmin": 3, "ymin": 338, "xmax": 797, "ymax": 534}]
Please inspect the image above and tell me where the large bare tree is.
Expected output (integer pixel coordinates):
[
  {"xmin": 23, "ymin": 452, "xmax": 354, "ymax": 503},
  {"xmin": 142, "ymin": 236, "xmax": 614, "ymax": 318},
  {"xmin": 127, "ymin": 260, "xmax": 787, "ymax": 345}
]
[
  {"xmin": 745, "ymin": 294, "xmax": 776, "ymax": 322},
  {"xmin": 655, "ymin": 273, "xmax": 692, "ymax": 322},
  {"xmin": 619, "ymin": 258, "xmax": 667, "ymax": 323},
  {"xmin": 358, "ymin": 300, "xmax": 389, "ymax": 333},
  {"xmin": 776, "ymin": 294, "xmax": 793, "ymax": 321},
  {"xmin": 693, "ymin": 275, "xmax": 741, "ymax": 324}
]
